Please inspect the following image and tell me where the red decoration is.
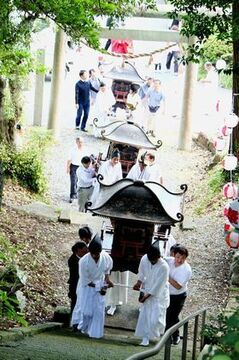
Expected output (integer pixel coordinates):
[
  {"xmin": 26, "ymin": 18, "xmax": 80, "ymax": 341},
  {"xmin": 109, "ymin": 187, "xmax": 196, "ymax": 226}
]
[
  {"xmin": 225, "ymin": 229, "xmax": 239, "ymax": 248},
  {"xmin": 226, "ymin": 199, "xmax": 239, "ymax": 228},
  {"xmin": 223, "ymin": 182, "xmax": 238, "ymax": 199},
  {"xmin": 224, "ymin": 221, "xmax": 233, "ymax": 234},
  {"xmin": 111, "ymin": 40, "xmax": 134, "ymax": 54},
  {"xmin": 220, "ymin": 125, "xmax": 230, "ymax": 137}
]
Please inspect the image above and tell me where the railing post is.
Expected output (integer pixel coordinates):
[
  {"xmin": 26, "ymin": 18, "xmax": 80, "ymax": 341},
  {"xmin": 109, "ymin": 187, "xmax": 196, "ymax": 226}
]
[
  {"xmin": 182, "ymin": 322, "xmax": 188, "ymax": 360},
  {"xmin": 164, "ymin": 338, "xmax": 171, "ymax": 360},
  {"xmin": 200, "ymin": 310, "xmax": 207, "ymax": 350},
  {"xmin": 192, "ymin": 315, "xmax": 199, "ymax": 360}
]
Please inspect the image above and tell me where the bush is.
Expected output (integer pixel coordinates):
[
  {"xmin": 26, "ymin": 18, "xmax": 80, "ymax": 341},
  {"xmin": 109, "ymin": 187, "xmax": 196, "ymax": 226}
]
[
  {"xmin": 202, "ymin": 300, "xmax": 239, "ymax": 360},
  {"xmin": 0, "ymin": 128, "xmax": 53, "ymax": 194},
  {"xmin": 0, "ymin": 234, "xmax": 27, "ymax": 328},
  {"xmin": 12, "ymin": 148, "xmax": 47, "ymax": 194}
]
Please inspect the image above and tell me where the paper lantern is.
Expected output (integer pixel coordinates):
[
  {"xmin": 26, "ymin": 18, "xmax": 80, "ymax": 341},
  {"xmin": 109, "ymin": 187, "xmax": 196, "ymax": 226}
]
[
  {"xmin": 214, "ymin": 137, "xmax": 226, "ymax": 151},
  {"xmin": 227, "ymin": 199, "xmax": 239, "ymax": 228},
  {"xmin": 220, "ymin": 125, "xmax": 230, "ymax": 137},
  {"xmin": 223, "ymin": 155, "xmax": 238, "ymax": 171},
  {"xmin": 216, "ymin": 59, "xmax": 226, "ymax": 71},
  {"xmin": 223, "ymin": 182, "xmax": 238, "ymax": 199},
  {"xmin": 225, "ymin": 229, "xmax": 239, "ymax": 248},
  {"xmin": 224, "ymin": 113, "xmax": 239, "ymax": 128}
]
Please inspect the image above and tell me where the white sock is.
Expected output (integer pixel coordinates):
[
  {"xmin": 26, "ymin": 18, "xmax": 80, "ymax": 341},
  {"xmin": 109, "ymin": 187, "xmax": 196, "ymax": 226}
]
[
  {"xmin": 107, "ymin": 306, "xmax": 116, "ymax": 316},
  {"xmin": 140, "ymin": 337, "xmax": 149, "ymax": 346}
]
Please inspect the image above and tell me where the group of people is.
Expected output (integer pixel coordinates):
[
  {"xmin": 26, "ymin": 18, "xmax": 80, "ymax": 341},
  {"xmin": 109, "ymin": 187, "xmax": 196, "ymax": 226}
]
[
  {"xmin": 67, "ymin": 225, "xmax": 192, "ymax": 346},
  {"xmin": 74, "ymin": 65, "xmax": 166, "ymax": 139},
  {"xmin": 66, "ymin": 137, "xmax": 162, "ymax": 207}
]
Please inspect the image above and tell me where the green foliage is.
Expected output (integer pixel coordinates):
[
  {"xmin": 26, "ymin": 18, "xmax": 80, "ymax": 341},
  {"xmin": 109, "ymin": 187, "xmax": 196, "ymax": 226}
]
[
  {"xmin": 0, "ymin": 128, "xmax": 53, "ymax": 194},
  {"xmin": 208, "ymin": 168, "xmax": 225, "ymax": 194},
  {"xmin": 202, "ymin": 299, "xmax": 239, "ymax": 360},
  {"xmin": 194, "ymin": 167, "xmax": 225, "ymax": 214},
  {"xmin": 0, "ymin": 234, "xmax": 28, "ymax": 328},
  {"xmin": 169, "ymin": 1, "xmax": 234, "ymax": 62},
  {"xmin": 12, "ymin": 148, "xmax": 47, "ymax": 194},
  {"xmin": 219, "ymin": 72, "xmax": 232, "ymax": 89},
  {"xmin": 201, "ymin": 36, "xmax": 233, "ymax": 65}
]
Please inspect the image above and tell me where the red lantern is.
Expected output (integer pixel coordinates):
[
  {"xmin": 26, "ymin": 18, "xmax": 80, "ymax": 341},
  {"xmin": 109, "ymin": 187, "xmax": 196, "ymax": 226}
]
[
  {"xmin": 227, "ymin": 199, "xmax": 239, "ymax": 228},
  {"xmin": 223, "ymin": 182, "xmax": 238, "ymax": 199},
  {"xmin": 225, "ymin": 229, "xmax": 239, "ymax": 248}
]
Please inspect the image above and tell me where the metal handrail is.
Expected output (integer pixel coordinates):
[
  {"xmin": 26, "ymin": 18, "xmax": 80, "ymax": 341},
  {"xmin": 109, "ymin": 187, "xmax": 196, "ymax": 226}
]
[{"xmin": 126, "ymin": 308, "xmax": 208, "ymax": 360}]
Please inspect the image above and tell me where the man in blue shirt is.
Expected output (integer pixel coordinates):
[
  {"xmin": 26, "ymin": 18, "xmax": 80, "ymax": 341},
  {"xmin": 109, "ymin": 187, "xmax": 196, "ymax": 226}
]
[
  {"xmin": 75, "ymin": 70, "xmax": 98, "ymax": 131},
  {"xmin": 146, "ymin": 79, "xmax": 165, "ymax": 137}
]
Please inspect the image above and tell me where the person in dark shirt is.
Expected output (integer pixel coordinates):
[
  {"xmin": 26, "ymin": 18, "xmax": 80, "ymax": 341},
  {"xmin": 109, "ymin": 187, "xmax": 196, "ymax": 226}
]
[
  {"xmin": 75, "ymin": 70, "xmax": 98, "ymax": 131},
  {"xmin": 68, "ymin": 241, "xmax": 88, "ymax": 314}
]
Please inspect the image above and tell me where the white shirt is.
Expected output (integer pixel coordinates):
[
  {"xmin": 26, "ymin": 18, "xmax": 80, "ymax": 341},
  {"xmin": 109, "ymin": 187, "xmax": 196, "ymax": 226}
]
[
  {"xmin": 165, "ymin": 257, "xmax": 192, "ymax": 295},
  {"xmin": 76, "ymin": 165, "xmax": 95, "ymax": 188},
  {"xmin": 68, "ymin": 145, "xmax": 84, "ymax": 166},
  {"xmin": 127, "ymin": 163, "xmax": 151, "ymax": 181},
  {"xmin": 98, "ymin": 160, "xmax": 122, "ymax": 185}
]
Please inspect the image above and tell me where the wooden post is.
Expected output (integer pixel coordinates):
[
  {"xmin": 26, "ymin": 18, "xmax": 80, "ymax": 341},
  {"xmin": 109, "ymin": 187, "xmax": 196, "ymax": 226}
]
[
  {"xmin": 47, "ymin": 28, "xmax": 66, "ymax": 136},
  {"xmin": 33, "ymin": 49, "xmax": 45, "ymax": 126},
  {"xmin": 178, "ymin": 37, "xmax": 198, "ymax": 151}
]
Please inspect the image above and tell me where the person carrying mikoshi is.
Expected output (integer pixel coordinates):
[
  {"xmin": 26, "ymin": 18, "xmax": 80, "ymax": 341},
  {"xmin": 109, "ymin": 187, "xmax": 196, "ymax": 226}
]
[
  {"xmin": 165, "ymin": 245, "xmax": 192, "ymax": 345},
  {"xmin": 71, "ymin": 235, "xmax": 113, "ymax": 339},
  {"xmin": 133, "ymin": 244, "xmax": 170, "ymax": 347},
  {"xmin": 76, "ymin": 156, "xmax": 96, "ymax": 212},
  {"xmin": 67, "ymin": 241, "xmax": 88, "ymax": 315}
]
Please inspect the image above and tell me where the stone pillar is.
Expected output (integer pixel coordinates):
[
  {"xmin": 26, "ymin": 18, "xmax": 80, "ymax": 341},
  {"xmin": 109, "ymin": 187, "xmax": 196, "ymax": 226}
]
[
  {"xmin": 47, "ymin": 28, "xmax": 66, "ymax": 136},
  {"xmin": 33, "ymin": 49, "xmax": 45, "ymax": 126},
  {"xmin": 178, "ymin": 37, "xmax": 198, "ymax": 151}
]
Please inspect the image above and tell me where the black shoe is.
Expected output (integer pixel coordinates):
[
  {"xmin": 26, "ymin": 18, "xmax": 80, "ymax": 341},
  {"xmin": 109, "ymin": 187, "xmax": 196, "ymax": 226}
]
[
  {"xmin": 72, "ymin": 324, "xmax": 79, "ymax": 332},
  {"xmin": 69, "ymin": 198, "xmax": 73, "ymax": 203},
  {"xmin": 75, "ymin": 127, "xmax": 79, "ymax": 130},
  {"xmin": 172, "ymin": 336, "xmax": 181, "ymax": 345},
  {"xmin": 81, "ymin": 128, "xmax": 88, "ymax": 132}
]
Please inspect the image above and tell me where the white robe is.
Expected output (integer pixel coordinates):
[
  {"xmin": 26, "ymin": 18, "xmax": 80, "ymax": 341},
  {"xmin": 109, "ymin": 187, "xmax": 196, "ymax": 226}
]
[
  {"xmin": 90, "ymin": 160, "xmax": 122, "ymax": 205},
  {"xmin": 135, "ymin": 255, "xmax": 169, "ymax": 339},
  {"xmin": 106, "ymin": 271, "xmax": 129, "ymax": 307},
  {"xmin": 71, "ymin": 251, "xmax": 113, "ymax": 338},
  {"xmin": 126, "ymin": 163, "xmax": 151, "ymax": 181}
]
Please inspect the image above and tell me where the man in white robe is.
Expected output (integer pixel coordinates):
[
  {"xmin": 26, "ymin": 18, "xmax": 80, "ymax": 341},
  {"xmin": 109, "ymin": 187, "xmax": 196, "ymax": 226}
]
[
  {"xmin": 93, "ymin": 83, "xmax": 115, "ymax": 137},
  {"xmin": 90, "ymin": 149, "xmax": 122, "ymax": 205},
  {"xmin": 126, "ymin": 155, "xmax": 151, "ymax": 181},
  {"xmin": 133, "ymin": 245, "xmax": 169, "ymax": 346},
  {"xmin": 71, "ymin": 235, "xmax": 113, "ymax": 338}
]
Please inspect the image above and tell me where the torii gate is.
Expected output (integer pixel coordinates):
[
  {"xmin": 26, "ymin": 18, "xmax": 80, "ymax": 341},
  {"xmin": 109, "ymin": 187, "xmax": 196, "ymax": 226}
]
[
  {"xmin": 47, "ymin": 5, "xmax": 197, "ymax": 151},
  {"xmin": 99, "ymin": 7, "xmax": 197, "ymax": 152}
]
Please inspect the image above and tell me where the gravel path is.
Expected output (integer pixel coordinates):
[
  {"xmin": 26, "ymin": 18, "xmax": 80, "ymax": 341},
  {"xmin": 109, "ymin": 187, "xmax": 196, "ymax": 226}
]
[{"xmin": 44, "ymin": 128, "xmax": 230, "ymax": 319}]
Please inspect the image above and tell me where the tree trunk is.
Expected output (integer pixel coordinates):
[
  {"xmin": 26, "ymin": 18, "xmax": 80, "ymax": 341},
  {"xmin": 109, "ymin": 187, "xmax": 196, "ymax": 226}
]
[
  {"xmin": 0, "ymin": 75, "xmax": 6, "ymax": 210},
  {"xmin": 232, "ymin": 1, "xmax": 239, "ymax": 154}
]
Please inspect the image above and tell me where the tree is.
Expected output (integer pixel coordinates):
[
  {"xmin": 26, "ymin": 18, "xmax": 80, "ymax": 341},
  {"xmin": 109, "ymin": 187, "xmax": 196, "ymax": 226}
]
[
  {"xmin": 169, "ymin": 0, "xmax": 239, "ymax": 150},
  {"xmin": 0, "ymin": 0, "xmax": 156, "ymax": 143},
  {"xmin": 0, "ymin": 0, "xmax": 155, "ymax": 208}
]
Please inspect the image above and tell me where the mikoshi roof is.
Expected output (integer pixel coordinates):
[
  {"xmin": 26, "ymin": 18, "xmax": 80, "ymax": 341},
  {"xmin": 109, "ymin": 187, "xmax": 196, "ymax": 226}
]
[
  {"xmin": 93, "ymin": 119, "xmax": 162, "ymax": 149},
  {"xmin": 86, "ymin": 178, "xmax": 187, "ymax": 225},
  {"xmin": 104, "ymin": 62, "xmax": 145, "ymax": 83}
]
